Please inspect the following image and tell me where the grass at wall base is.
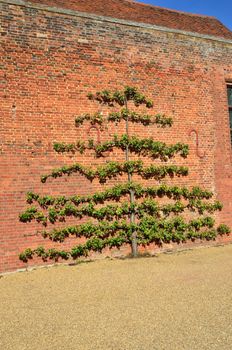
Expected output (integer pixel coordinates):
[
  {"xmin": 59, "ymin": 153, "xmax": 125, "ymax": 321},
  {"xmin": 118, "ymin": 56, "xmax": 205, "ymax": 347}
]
[{"xmin": 19, "ymin": 87, "xmax": 231, "ymax": 263}]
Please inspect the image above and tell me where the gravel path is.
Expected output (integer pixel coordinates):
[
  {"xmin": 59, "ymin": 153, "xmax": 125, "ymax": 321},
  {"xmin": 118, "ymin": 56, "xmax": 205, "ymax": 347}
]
[{"xmin": 1, "ymin": 245, "xmax": 232, "ymax": 350}]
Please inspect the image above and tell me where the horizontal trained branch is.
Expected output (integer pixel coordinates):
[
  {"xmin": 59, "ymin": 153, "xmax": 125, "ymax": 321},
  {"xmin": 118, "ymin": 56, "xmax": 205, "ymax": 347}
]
[
  {"xmin": 41, "ymin": 220, "xmax": 132, "ymax": 242},
  {"xmin": 87, "ymin": 86, "xmax": 154, "ymax": 108},
  {"xmin": 25, "ymin": 183, "xmax": 214, "ymax": 209},
  {"xmin": 19, "ymin": 236, "xmax": 127, "ymax": 263},
  {"xmin": 41, "ymin": 217, "xmax": 229, "ymax": 243},
  {"xmin": 41, "ymin": 160, "xmax": 189, "ymax": 184},
  {"xmin": 75, "ymin": 109, "xmax": 172, "ymax": 127},
  {"xmin": 108, "ymin": 109, "xmax": 172, "ymax": 127},
  {"xmin": 19, "ymin": 198, "xmax": 223, "ymax": 225},
  {"xmin": 19, "ymin": 219, "xmax": 231, "ymax": 262},
  {"xmin": 53, "ymin": 134, "xmax": 188, "ymax": 161}
]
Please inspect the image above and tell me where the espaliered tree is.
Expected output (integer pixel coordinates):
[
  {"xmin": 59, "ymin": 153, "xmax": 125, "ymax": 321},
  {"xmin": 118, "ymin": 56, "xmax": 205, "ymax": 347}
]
[{"xmin": 19, "ymin": 87, "xmax": 230, "ymax": 262}]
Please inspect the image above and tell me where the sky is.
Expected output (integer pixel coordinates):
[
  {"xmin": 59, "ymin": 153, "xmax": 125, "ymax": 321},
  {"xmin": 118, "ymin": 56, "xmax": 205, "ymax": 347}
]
[{"xmin": 137, "ymin": 0, "xmax": 232, "ymax": 30}]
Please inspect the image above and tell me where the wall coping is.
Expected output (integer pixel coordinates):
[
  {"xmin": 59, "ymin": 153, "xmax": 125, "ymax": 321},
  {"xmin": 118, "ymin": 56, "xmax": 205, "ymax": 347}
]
[{"xmin": 1, "ymin": 0, "xmax": 232, "ymax": 46}]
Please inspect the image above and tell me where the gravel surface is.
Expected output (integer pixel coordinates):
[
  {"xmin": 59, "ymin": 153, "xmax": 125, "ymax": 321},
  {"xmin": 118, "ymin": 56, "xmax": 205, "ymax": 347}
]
[{"xmin": 1, "ymin": 245, "xmax": 232, "ymax": 350}]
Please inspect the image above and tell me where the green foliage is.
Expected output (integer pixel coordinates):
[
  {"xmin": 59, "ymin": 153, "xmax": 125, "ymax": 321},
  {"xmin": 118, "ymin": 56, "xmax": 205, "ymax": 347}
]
[
  {"xmin": 188, "ymin": 199, "xmax": 223, "ymax": 214},
  {"xmin": 20, "ymin": 197, "xmax": 224, "ymax": 226},
  {"xmin": 20, "ymin": 215, "xmax": 230, "ymax": 261},
  {"xmin": 75, "ymin": 112, "xmax": 104, "ymax": 126},
  {"xmin": 75, "ymin": 109, "xmax": 172, "ymax": 127},
  {"xmin": 19, "ymin": 207, "xmax": 46, "ymax": 225},
  {"xmin": 217, "ymin": 224, "xmax": 231, "ymax": 235},
  {"xmin": 87, "ymin": 86, "xmax": 154, "ymax": 108},
  {"xmin": 53, "ymin": 134, "xmax": 189, "ymax": 161},
  {"xmin": 40, "ymin": 160, "xmax": 188, "ymax": 184},
  {"xmin": 19, "ymin": 248, "xmax": 34, "ymax": 263},
  {"xmin": 19, "ymin": 86, "xmax": 230, "ymax": 263},
  {"xmin": 53, "ymin": 140, "xmax": 86, "ymax": 154},
  {"xmin": 108, "ymin": 109, "xmax": 172, "ymax": 127},
  {"xmin": 26, "ymin": 183, "xmax": 214, "ymax": 209},
  {"xmin": 19, "ymin": 247, "xmax": 69, "ymax": 263}
]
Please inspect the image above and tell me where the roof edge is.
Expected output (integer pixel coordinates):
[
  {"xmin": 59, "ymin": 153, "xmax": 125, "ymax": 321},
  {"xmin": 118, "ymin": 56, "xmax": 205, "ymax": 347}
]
[
  {"xmin": 127, "ymin": 0, "xmax": 217, "ymax": 20},
  {"xmin": 1, "ymin": 0, "xmax": 232, "ymax": 45}
]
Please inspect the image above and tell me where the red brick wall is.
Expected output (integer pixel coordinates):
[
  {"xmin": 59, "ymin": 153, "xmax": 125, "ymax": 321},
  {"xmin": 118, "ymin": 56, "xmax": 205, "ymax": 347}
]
[
  {"xmin": 27, "ymin": 0, "xmax": 232, "ymax": 40},
  {"xmin": 1, "ymin": 1, "xmax": 232, "ymax": 273}
]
